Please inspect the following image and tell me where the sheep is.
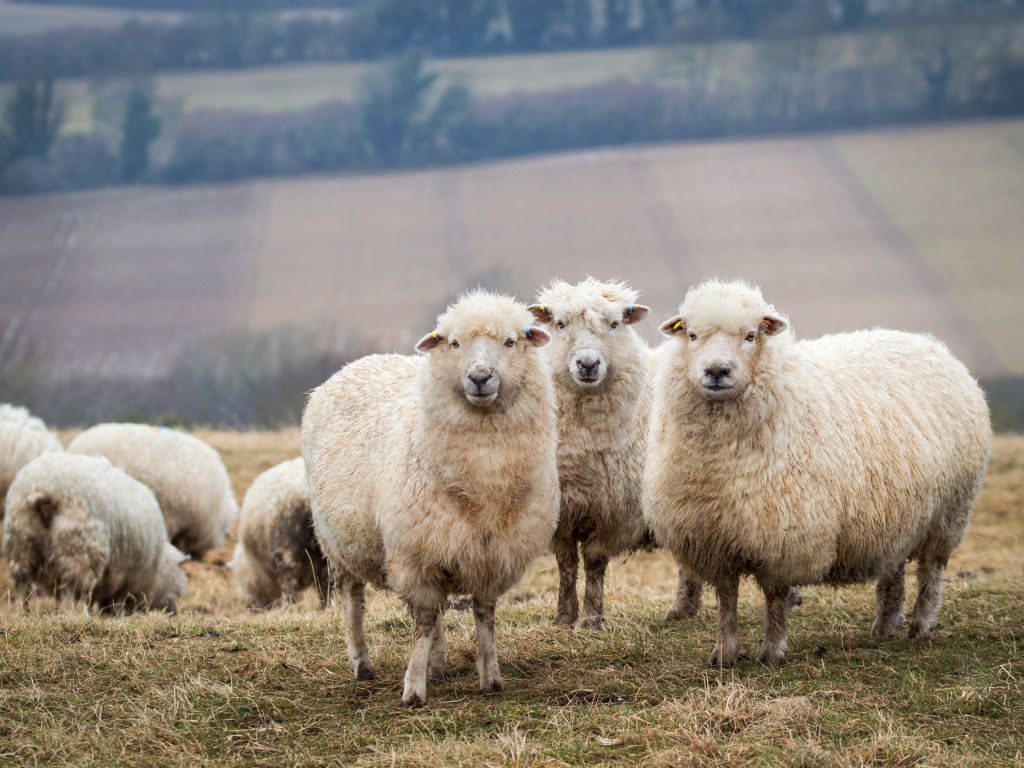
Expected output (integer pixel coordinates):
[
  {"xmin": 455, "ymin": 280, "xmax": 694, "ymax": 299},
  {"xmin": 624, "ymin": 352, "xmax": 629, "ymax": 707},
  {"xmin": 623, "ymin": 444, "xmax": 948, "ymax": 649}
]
[
  {"xmin": 644, "ymin": 279, "xmax": 991, "ymax": 667},
  {"xmin": 232, "ymin": 456, "xmax": 329, "ymax": 609},
  {"xmin": 67, "ymin": 423, "xmax": 238, "ymax": 560},
  {"xmin": 527, "ymin": 278, "xmax": 704, "ymax": 628},
  {"xmin": 1, "ymin": 404, "xmax": 64, "ymax": 524},
  {"xmin": 302, "ymin": 290, "xmax": 559, "ymax": 707},
  {"xmin": 3, "ymin": 452, "xmax": 188, "ymax": 614}
]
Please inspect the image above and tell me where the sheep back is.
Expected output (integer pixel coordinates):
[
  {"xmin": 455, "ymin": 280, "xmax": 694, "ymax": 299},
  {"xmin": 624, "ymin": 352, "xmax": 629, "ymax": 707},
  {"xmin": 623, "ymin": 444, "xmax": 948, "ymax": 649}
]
[{"xmin": 0, "ymin": 404, "xmax": 64, "ymax": 522}]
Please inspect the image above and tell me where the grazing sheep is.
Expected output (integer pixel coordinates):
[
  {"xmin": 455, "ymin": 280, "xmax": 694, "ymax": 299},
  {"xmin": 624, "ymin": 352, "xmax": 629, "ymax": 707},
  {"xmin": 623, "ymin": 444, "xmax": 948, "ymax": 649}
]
[
  {"xmin": 68, "ymin": 423, "xmax": 238, "ymax": 559},
  {"xmin": 303, "ymin": 291, "xmax": 559, "ymax": 706},
  {"xmin": 645, "ymin": 280, "xmax": 991, "ymax": 667},
  {"xmin": 527, "ymin": 278, "xmax": 704, "ymax": 627},
  {"xmin": 3, "ymin": 453, "xmax": 188, "ymax": 614},
  {"xmin": 1, "ymin": 404, "xmax": 64, "ymax": 523},
  {"xmin": 232, "ymin": 457, "xmax": 329, "ymax": 609}
]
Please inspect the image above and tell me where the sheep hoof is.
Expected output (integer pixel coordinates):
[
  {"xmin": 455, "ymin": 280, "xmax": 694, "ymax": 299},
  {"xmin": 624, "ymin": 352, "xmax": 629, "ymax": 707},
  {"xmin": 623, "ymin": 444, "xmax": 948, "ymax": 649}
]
[
  {"xmin": 554, "ymin": 613, "xmax": 577, "ymax": 627},
  {"xmin": 480, "ymin": 678, "xmax": 506, "ymax": 694},
  {"xmin": 871, "ymin": 616, "xmax": 905, "ymax": 638},
  {"xmin": 354, "ymin": 661, "xmax": 377, "ymax": 681},
  {"xmin": 665, "ymin": 604, "xmax": 698, "ymax": 622},
  {"xmin": 400, "ymin": 694, "xmax": 425, "ymax": 708},
  {"xmin": 908, "ymin": 621, "xmax": 932, "ymax": 641},
  {"xmin": 756, "ymin": 647, "xmax": 786, "ymax": 665},
  {"xmin": 578, "ymin": 616, "xmax": 604, "ymax": 630},
  {"xmin": 428, "ymin": 664, "xmax": 453, "ymax": 682},
  {"xmin": 708, "ymin": 649, "xmax": 744, "ymax": 669}
]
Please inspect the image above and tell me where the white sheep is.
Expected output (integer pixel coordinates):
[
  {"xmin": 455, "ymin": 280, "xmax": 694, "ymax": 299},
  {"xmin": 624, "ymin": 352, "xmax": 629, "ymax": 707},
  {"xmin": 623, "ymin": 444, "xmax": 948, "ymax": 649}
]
[
  {"xmin": 527, "ymin": 278, "xmax": 704, "ymax": 627},
  {"xmin": 1, "ymin": 404, "xmax": 64, "ymax": 524},
  {"xmin": 232, "ymin": 456, "xmax": 329, "ymax": 609},
  {"xmin": 3, "ymin": 453, "xmax": 188, "ymax": 614},
  {"xmin": 67, "ymin": 423, "xmax": 238, "ymax": 560},
  {"xmin": 302, "ymin": 291, "xmax": 559, "ymax": 707},
  {"xmin": 645, "ymin": 279, "xmax": 991, "ymax": 667}
]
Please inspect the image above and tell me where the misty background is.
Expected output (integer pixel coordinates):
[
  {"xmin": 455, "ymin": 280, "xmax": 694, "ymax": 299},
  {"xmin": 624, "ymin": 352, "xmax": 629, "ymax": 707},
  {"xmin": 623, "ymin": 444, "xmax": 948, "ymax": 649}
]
[{"xmin": 0, "ymin": 0, "xmax": 1021, "ymax": 429}]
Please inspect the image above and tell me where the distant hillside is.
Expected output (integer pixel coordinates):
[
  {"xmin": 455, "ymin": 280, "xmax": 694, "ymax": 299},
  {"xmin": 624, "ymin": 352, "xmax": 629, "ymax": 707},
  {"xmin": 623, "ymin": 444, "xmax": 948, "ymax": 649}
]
[{"xmin": 1, "ymin": 120, "xmax": 1021, "ymax": 424}]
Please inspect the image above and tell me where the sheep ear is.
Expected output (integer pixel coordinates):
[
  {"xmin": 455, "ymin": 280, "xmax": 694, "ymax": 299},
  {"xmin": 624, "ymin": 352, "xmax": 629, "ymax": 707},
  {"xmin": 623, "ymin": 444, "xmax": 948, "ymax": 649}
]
[
  {"xmin": 623, "ymin": 304, "xmax": 650, "ymax": 325},
  {"xmin": 760, "ymin": 315, "xmax": 787, "ymax": 336},
  {"xmin": 415, "ymin": 331, "xmax": 445, "ymax": 353},
  {"xmin": 524, "ymin": 326, "xmax": 550, "ymax": 347},
  {"xmin": 659, "ymin": 315, "xmax": 685, "ymax": 337},
  {"xmin": 526, "ymin": 304, "xmax": 554, "ymax": 325}
]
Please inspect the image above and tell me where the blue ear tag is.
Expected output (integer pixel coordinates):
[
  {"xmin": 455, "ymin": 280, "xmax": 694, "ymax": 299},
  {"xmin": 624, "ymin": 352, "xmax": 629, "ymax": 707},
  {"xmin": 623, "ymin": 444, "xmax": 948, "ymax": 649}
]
[
  {"xmin": 525, "ymin": 327, "xmax": 533, "ymax": 338},
  {"xmin": 627, "ymin": 305, "xmax": 634, "ymax": 314}
]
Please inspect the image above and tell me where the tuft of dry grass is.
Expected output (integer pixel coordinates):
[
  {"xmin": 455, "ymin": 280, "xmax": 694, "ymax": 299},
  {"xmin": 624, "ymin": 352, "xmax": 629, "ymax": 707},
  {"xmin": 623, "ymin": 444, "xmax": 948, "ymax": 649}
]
[{"xmin": 1, "ymin": 433, "xmax": 1022, "ymax": 766}]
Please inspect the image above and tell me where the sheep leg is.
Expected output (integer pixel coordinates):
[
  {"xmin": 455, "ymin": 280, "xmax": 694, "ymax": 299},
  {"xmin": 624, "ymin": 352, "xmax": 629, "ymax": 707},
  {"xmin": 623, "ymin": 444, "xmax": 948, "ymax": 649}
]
[
  {"xmin": 427, "ymin": 609, "xmax": 452, "ymax": 681},
  {"xmin": 756, "ymin": 585, "xmax": 789, "ymax": 664},
  {"xmin": 473, "ymin": 598, "xmax": 505, "ymax": 694},
  {"xmin": 786, "ymin": 586, "xmax": 803, "ymax": 609},
  {"xmin": 552, "ymin": 534, "xmax": 580, "ymax": 626},
  {"xmin": 401, "ymin": 604, "xmax": 440, "ymax": 707},
  {"xmin": 665, "ymin": 559, "xmax": 703, "ymax": 621},
  {"xmin": 340, "ymin": 578, "xmax": 376, "ymax": 681},
  {"xmin": 709, "ymin": 574, "xmax": 743, "ymax": 668},
  {"xmin": 871, "ymin": 561, "xmax": 907, "ymax": 637},
  {"xmin": 909, "ymin": 555, "xmax": 946, "ymax": 640},
  {"xmin": 579, "ymin": 550, "xmax": 609, "ymax": 629}
]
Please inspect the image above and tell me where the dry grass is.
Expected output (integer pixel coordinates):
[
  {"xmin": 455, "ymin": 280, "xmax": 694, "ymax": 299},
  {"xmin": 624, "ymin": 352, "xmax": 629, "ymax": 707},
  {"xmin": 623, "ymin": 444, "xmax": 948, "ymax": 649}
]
[{"xmin": 1, "ymin": 432, "xmax": 1022, "ymax": 766}]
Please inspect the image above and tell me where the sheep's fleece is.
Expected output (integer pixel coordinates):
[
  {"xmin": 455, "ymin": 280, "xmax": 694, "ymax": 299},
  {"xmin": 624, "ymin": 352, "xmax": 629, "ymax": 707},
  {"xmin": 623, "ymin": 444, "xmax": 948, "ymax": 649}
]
[
  {"xmin": 303, "ymin": 290, "xmax": 559, "ymax": 706},
  {"xmin": 645, "ymin": 279, "xmax": 991, "ymax": 667},
  {"xmin": 68, "ymin": 423, "xmax": 238, "ymax": 559},
  {"xmin": 3, "ymin": 452, "xmax": 188, "ymax": 613},
  {"xmin": 233, "ymin": 456, "xmax": 329, "ymax": 608},
  {"xmin": 1, "ymin": 404, "xmax": 64, "ymax": 522}
]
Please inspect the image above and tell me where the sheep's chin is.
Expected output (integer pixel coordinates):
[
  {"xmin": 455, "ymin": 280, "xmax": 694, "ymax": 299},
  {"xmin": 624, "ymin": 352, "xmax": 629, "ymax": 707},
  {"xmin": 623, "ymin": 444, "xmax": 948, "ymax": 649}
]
[
  {"xmin": 570, "ymin": 374, "xmax": 605, "ymax": 389},
  {"xmin": 699, "ymin": 382, "xmax": 740, "ymax": 401},
  {"xmin": 465, "ymin": 391, "xmax": 499, "ymax": 407}
]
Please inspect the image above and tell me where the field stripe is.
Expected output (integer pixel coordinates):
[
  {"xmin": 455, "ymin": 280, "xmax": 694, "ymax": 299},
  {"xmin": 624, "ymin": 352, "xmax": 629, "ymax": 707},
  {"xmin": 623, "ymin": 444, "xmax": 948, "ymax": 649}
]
[{"xmin": 813, "ymin": 139, "xmax": 1007, "ymax": 376}]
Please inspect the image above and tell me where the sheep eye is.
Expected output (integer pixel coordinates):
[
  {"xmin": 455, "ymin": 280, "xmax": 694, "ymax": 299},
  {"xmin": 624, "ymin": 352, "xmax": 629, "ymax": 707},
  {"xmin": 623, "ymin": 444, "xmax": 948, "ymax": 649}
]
[
  {"xmin": 504, "ymin": 338, "xmax": 515, "ymax": 347},
  {"xmin": 745, "ymin": 331, "xmax": 757, "ymax": 342},
  {"xmin": 450, "ymin": 340, "xmax": 460, "ymax": 349},
  {"xmin": 610, "ymin": 321, "xmax": 619, "ymax": 329},
  {"xmin": 556, "ymin": 321, "xmax": 565, "ymax": 330},
  {"xmin": 688, "ymin": 332, "xmax": 697, "ymax": 341}
]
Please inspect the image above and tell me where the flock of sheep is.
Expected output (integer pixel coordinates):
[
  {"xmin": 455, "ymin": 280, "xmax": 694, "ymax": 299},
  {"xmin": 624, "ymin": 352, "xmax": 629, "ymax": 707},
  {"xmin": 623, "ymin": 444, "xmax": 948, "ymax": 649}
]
[{"xmin": 0, "ymin": 278, "xmax": 992, "ymax": 708}]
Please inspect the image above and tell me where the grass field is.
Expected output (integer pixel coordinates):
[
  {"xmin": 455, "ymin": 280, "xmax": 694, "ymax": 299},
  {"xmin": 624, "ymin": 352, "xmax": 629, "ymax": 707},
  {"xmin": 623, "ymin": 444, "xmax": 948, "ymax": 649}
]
[
  {"xmin": 0, "ymin": 430, "xmax": 1021, "ymax": 766},
  {"xmin": 1, "ymin": 119, "xmax": 1021, "ymax": 384}
]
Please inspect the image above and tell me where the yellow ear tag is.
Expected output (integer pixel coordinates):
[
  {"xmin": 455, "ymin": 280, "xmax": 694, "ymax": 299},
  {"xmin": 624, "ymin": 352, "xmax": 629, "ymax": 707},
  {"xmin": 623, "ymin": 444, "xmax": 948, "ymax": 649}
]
[
  {"xmin": 431, "ymin": 332, "xmax": 439, "ymax": 340},
  {"xmin": 539, "ymin": 305, "xmax": 545, "ymax": 312},
  {"xmin": 673, "ymin": 320, "xmax": 682, "ymax": 331}
]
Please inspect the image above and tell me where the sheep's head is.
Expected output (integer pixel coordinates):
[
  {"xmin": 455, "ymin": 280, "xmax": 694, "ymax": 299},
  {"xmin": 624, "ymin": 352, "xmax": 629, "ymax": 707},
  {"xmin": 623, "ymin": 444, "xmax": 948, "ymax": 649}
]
[
  {"xmin": 416, "ymin": 291, "xmax": 550, "ymax": 409},
  {"xmin": 659, "ymin": 280, "xmax": 788, "ymax": 401},
  {"xmin": 527, "ymin": 278, "xmax": 649, "ymax": 391}
]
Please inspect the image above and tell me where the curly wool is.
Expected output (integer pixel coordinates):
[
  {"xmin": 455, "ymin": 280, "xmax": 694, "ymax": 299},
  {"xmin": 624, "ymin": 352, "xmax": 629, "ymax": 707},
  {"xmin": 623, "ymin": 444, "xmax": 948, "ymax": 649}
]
[
  {"xmin": 233, "ymin": 457, "xmax": 328, "ymax": 609},
  {"xmin": 3, "ymin": 453, "xmax": 187, "ymax": 613},
  {"xmin": 68, "ymin": 424, "xmax": 238, "ymax": 559},
  {"xmin": 645, "ymin": 280, "xmax": 991, "ymax": 660},
  {"xmin": 0, "ymin": 404, "xmax": 64, "ymax": 523}
]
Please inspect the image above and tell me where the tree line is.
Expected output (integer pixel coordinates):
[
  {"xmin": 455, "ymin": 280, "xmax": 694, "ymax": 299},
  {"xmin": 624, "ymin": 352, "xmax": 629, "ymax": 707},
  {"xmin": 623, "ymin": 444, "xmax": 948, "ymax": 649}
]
[{"xmin": 3, "ymin": 0, "xmax": 1019, "ymax": 82}]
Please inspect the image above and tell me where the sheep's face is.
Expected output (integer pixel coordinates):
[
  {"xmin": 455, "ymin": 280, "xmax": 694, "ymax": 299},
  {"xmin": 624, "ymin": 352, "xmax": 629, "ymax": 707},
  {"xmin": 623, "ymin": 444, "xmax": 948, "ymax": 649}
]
[
  {"xmin": 527, "ymin": 282, "xmax": 649, "ymax": 391},
  {"xmin": 660, "ymin": 287, "xmax": 787, "ymax": 402},
  {"xmin": 416, "ymin": 302, "xmax": 550, "ymax": 409}
]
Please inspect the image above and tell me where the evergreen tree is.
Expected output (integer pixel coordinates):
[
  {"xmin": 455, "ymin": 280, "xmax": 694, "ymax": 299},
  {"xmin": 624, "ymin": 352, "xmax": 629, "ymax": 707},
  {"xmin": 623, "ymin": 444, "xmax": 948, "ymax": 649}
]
[
  {"xmin": 120, "ymin": 87, "xmax": 162, "ymax": 182},
  {"xmin": 3, "ymin": 74, "xmax": 64, "ymax": 160}
]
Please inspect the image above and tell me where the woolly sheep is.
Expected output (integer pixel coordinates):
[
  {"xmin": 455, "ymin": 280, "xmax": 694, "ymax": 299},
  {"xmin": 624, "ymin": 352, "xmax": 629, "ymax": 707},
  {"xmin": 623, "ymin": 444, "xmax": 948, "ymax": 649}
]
[
  {"xmin": 303, "ymin": 291, "xmax": 559, "ymax": 707},
  {"xmin": 1, "ymin": 404, "xmax": 64, "ymax": 524},
  {"xmin": 527, "ymin": 278, "xmax": 704, "ymax": 627},
  {"xmin": 645, "ymin": 280, "xmax": 991, "ymax": 667},
  {"xmin": 3, "ymin": 453, "xmax": 188, "ymax": 614},
  {"xmin": 232, "ymin": 457, "xmax": 329, "ymax": 609},
  {"xmin": 68, "ymin": 423, "xmax": 238, "ymax": 559}
]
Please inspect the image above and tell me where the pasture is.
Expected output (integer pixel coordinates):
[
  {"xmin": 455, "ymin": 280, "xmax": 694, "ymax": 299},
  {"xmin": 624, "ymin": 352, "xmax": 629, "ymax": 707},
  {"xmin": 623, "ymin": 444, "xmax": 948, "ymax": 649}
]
[
  {"xmin": 1, "ymin": 119, "xmax": 1022, "ymax": 386},
  {"xmin": 0, "ymin": 429, "xmax": 1022, "ymax": 766}
]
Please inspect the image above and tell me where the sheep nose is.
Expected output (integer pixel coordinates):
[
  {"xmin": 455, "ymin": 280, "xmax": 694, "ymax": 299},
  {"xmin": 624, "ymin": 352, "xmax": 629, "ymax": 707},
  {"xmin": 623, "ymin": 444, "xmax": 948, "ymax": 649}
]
[
  {"xmin": 576, "ymin": 357, "xmax": 600, "ymax": 374},
  {"xmin": 468, "ymin": 371, "xmax": 492, "ymax": 389},
  {"xmin": 705, "ymin": 364, "xmax": 731, "ymax": 379}
]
